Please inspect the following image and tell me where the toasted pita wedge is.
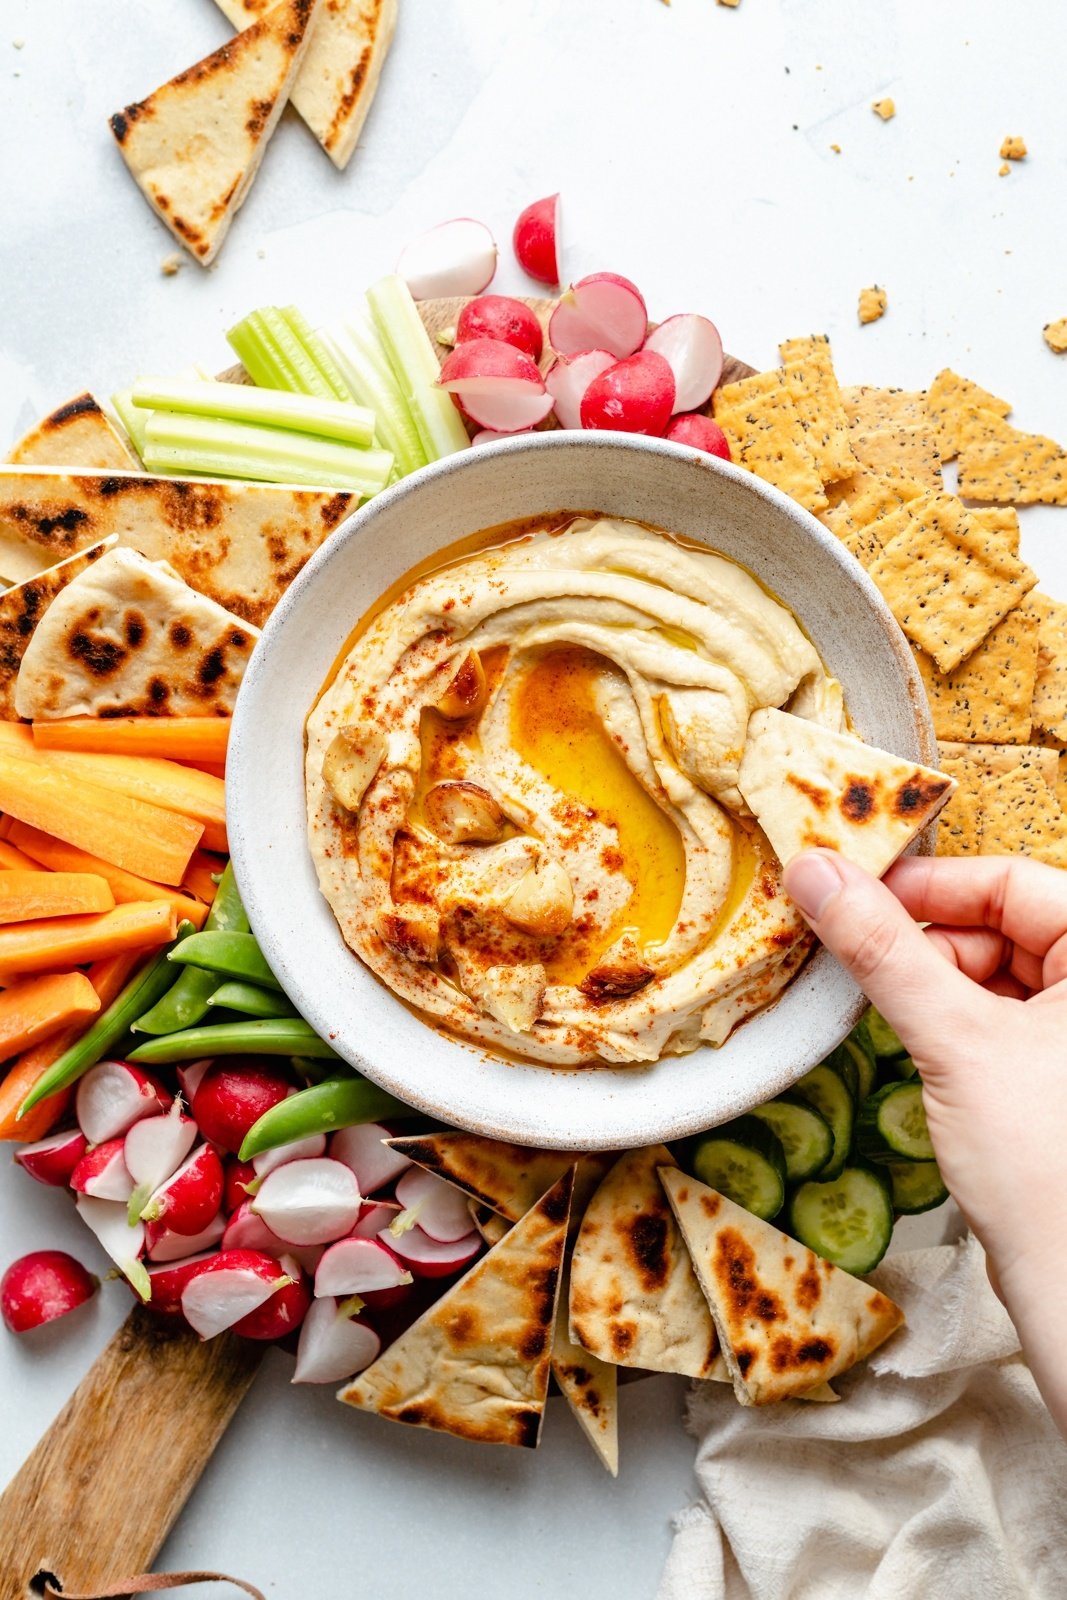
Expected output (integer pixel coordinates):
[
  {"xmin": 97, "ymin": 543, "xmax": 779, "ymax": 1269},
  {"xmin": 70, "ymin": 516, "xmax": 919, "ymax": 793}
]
[
  {"xmin": 385, "ymin": 1131, "xmax": 611, "ymax": 1226},
  {"xmin": 109, "ymin": 0, "xmax": 319, "ymax": 265},
  {"xmin": 338, "ymin": 1170, "xmax": 573, "ymax": 1448},
  {"xmin": 15, "ymin": 548, "xmax": 259, "ymax": 720},
  {"xmin": 659, "ymin": 1167, "xmax": 903, "ymax": 1405},
  {"xmin": 6, "ymin": 394, "xmax": 140, "ymax": 471},
  {"xmin": 552, "ymin": 1261, "xmax": 619, "ymax": 1475},
  {"xmin": 0, "ymin": 540, "xmax": 118, "ymax": 721},
  {"xmin": 468, "ymin": 1200, "xmax": 510, "ymax": 1246},
  {"xmin": 0, "ymin": 469, "xmax": 353, "ymax": 627},
  {"xmin": 568, "ymin": 1145, "xmax": 725, "ymax": 1380},
  {"xmin": 738, "ymin": 708, "xmax": 954, "ymax": 873},
  {"xmin": 213, "ymin": 0, "xmax": 397, "ymax": 170}
]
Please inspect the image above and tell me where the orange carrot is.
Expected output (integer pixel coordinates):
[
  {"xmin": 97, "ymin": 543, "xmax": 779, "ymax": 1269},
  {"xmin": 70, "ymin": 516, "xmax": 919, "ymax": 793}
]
[
  {"xmin": 180, "ymin": 761, "xmax": 228, "ymax": 780},
  {"xmin": 32, "ymin": 717, "xmax": 231, "ymax": 763},
  {"xmin": 25, "ymin": 748, "xmax": 226, "ymax": 844},
  {"xmin": 0, "ymin": 754, "xmax": 202, "ymax": 885},
  {"xmin": 0, "ymin": 971, "xmax": 101, "ymax": 1057},
  {"xmin": 0, "ymin": 838, "xmax": 44, "ymax": 871},
  {"xmin": 0, "ymin": 950, "xmax": 142, "ymax": 1140},
  {"xmin": 0, "ymin": 815, "xmax": 13, "ymax": 839},
  {"xmin": 5, "ymin": 821, "xmax": 208, "ymax": 930},
  {"xmin": 0, "ymin": 900, "xmax": 176, "ymax": 978},
  {"xmin": 0, "ymin": 871, "xmax": 115, "ymax": 924},
  {"xmin": 182, "ymin": 850, "xmax": 225, "ymax": 907}
]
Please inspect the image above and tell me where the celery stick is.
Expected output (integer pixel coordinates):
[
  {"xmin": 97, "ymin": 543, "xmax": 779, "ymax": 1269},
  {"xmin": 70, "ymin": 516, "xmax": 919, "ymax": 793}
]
[
  {"xmin": 142, "ymin": 412, "xmax": 393, "ymax": 494},
  {"xmin": 228, "ymin": 309, "xmax": 335, "ymax": 398},
  {"xmin": 279, "ymin": 306, "xmax": 354, "ymax": 403},
  {"xmin": 111, "ymin": 389, "xmax": 149, "ymax": 460},
  {"xmin": 132, "ymin": 379, "xmax": 375, "ymax": 447},
  {"xmin": 366, "ymin": 276, "xmax": 471, "ymax": 461},
  {"xmin": 321, "ymin": 314, "xmax": 427, "ymax": 479}
]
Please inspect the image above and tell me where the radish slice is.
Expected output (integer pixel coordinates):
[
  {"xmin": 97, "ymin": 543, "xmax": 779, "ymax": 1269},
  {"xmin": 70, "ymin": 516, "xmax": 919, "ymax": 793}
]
[
  {"xmin": 544, "ymin": 350, "xmax": 615, "ymax": 430},
  {"xmin": 14, "ymin": 1129, "xmax": 87, "ymax": 1188},
  {"xmin": 580, "ymin": 350, "xmax": 676, "ymax": 435},
  {"xmin": 222, "ymin": 1200, "xmax": 324, "ymax": 1277},
  {"xmin": 124, "ymin": 1101, "xmax": 197, "ymax": 1196},
  {"xmin": 315, "ymin": 1237, "xmax": 412, "ymax": 1298},
  {"xmin": 251, "ymin": 1157, "xmax": 361, "ymax": 1247},
  {"xmin": 381, "ymin": 1224, "xmax": 481, "ymax": 1279},
  {"xmin": 146, "ymin": 1210, "xmax": 227, "ymax": 1262},
  {"xmin": 396, "ymin": 218, "xmax": 497, "ymax": 300},
  {"xmin": 548, "ymin": 273, "xmax": 648, "ymax": 360},
  {"xmin": 251, "ymin": 1131, "xmax": 327, "ymax": 1178},
  {"xmin": 232, "ymin": 1261, "xmax": 311, "ymax": 1341},
  {"xmin": 644, "ymin": 315, "xmax": 724, "ymax": 412},
  {"xmin": 455, "ymin": 295, "xmax": 543, "ymax": 361},
  {"xmin": 439, "ymin": 338, "xmax": 553, "ymax": 432},
  {"xmin": 666, "ymin": 413, "xmax": 733, "ymax": 460},
  {"xmin": 142, "ymin": 1143, "xmax": 224, "ymax": 1238},
  {"xmin": 349, "ymin": 1199, "xmax": 401, "ymax": 1239},
  {"xmin": 512, "ymin": 193, "xmax": 561, "ymax": 286},
  {"xmin": 181, "ymin": 1248, "xmax": 290, "ymax": 1340},
  {"xmin": 146, "ymin": 1251, "xmax": 219, "ymax": 1315},
  {"xmin": 470, "ymin": 428, "xmax": 532, "ymax": 445},
  {"xmin": 76, "ymin": 1195, "xmax": 147, "ymax": 1297},
  {"xmin": 394, "ymin": 1167, "xmax": 477, "ymax": 1243},
  {"xmin": 76, "ymin": 1061, "xmax": 168, "ymax": 1145},
  {"xmin": 293, "ymin": 1296, "xmax": 381, "ymax": 1384},
  {"xmin": 176, "ymin": 1058, "xmax": 212, "ymax": 1106},
  {"xmin": 330, "ymin": 1124, "xmax": 411, "ymax": 1196},
  {"xmin": 70, "ymin": 1137, "xmax": 135, "ymax": 1203},
  {"xmin": 1, "ymin": 1250, "xmax": 98, "ymax": 1333}
]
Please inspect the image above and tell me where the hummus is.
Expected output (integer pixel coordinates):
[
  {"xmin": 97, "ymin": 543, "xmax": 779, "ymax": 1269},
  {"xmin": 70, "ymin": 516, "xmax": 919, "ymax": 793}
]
[{"xmin": 306, "ymin": 517, "xmax": 846, "ymax": 1066}]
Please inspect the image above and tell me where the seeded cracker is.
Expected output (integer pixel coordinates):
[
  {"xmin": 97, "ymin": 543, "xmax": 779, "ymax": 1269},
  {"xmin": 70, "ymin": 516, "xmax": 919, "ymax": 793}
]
[
  {"xmin": 971, "ymin": 506, "xmax": 1021, "ymax": 556},
  {"xmin": 858, "ymin": 287, "xmax": 887, "ymax": 325},
  {"xmin": 775, "ymin": 337, "xmax": 857, "ymax": 483},
  {"xmin": 866, "ymin": 491, "xmax": 1037, "ymax": 672},
  {"xmin": 841, "ymin": 386, "xmax": 927, "ymax": 431},
  {"xmin": 1031, "ymin": 595, "xmax": 1067, "ymax": 742},
  {"xmin": 712, "ymin": 387, "xmax": 828, "ymax": 514},
  {"xmin": 935, "ymin": 743, "xmax": 1059, "ymax": 858},
  {"xmin": 913, "ymin": 602, "xmax": 1041, "ymax": 743},
  {"xmin": 978, "ymin": 767, "xmax": 1067, "ymax": 868},
  {"xmin": 848, "ymin": 423, "xmax": 942, "ymax": 490},
  {"xmin": 1044, "ymin": 319, "xmax": 1067, "ymax": 355},
  {"xmin": 956, "ymin": 409, "xmax": 1067, "ymax": 507},
  {"xmin": 1057, "ymin": 755, "xmax": 1067, "ymax": 817},
  {"xmin": 935, "ymin": 768, "xmax": 982, "ymax": 855},
  {"xmin": 926, "ymin": 369, "xmax": 1012, "ymax": 461}
]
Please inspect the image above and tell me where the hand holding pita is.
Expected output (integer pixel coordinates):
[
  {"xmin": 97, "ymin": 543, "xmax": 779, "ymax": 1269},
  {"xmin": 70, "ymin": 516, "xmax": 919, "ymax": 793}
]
[{"xmin": 783, "ymin": 848, "xmax": 1067, "ymax": 1438}]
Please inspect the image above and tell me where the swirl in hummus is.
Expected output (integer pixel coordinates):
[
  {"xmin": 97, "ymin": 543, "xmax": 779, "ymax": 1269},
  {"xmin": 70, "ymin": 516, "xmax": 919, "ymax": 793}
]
[{"xmin": 306, "ymin": 518, "xmax": 846, "ymax": 1066}]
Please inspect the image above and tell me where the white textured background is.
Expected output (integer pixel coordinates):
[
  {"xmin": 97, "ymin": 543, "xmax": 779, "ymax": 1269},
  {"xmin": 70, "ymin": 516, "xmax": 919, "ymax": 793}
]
[{"xmin": 1, "ymin": 0, "xmax": 1064, "ymax": 1594}]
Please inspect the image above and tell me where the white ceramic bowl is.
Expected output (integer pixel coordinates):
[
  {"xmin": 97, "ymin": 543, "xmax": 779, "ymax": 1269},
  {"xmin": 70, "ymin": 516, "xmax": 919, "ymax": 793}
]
[{"xmin": 229, "ymin": 433, "xmax": 935, "ymax": 1151}]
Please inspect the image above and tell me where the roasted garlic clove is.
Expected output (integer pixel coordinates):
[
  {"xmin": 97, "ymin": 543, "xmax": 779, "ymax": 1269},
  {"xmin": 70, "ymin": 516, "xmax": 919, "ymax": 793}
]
[
  {"xmin": 434, "ymin": 649, "xmax": 487, "ymax": 720},
  {"xmin": 322, "ymin": 726, "xmax": 386, "ymax": 813},
  {"xmin": 424, "ymin": 780, "xmax": 505, "ymax": 844},
  {"xmin": 481, "ymin": 962, "xmax": 547, "ymax": 1032},
  {"xmin": 580, "ymin": 932, "xmax": 654, "ymax": 1001},
  {"xmin": 503, "ymin": 856, "xmax": 574, "ymax": 938},
  {"xmin": 377, "ymin": 903, "xmax": 441, "ymax": 964}
]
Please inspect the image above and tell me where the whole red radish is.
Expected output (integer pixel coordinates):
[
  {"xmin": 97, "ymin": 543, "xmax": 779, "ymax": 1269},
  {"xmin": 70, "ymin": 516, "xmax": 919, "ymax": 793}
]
[
  {"xmin": 666, "ymin": 413, "xmax": 732, "ymax": 460},
  {"xmin": 142, "ymin": 1143, "xmax": 224, "ymax": 1238},
  {"xmin": 191, "ymin": 1058, "xmax": 291, "ymax": 1154},
  {"xmin": 544, "ymin": 350, "xmax": 615, "ymax": 430},
  {"xmin": 223, "ymin": 1158, "xmax": 257, "ymax": 1214},
  {"xmin": 513, "ymin": 193, "xmax": 561, "ymax": 285},
  {"xmin": 146, "ymin": 1251, "xmax": 219, "ymax": 1316},
  {"xmin": 180, "ymin": 1248, "xmax": 291, "ymax": 1340},
  {"xmin": 439, "ymin": 338, "xmax": 553, "ymax": 433},
  {"xmin": 76, "ymin": 1061, "xmax": 169, "ymax": 1145},
  {"xmin": 232, "ymin": 1261, "xmax": 311, "ymax": 1341},
  {"xmin": 13, "ymin": 1129, "xmax": 87, "ymax": 1188},
  {"xmin": 455, "ymin": 295, "xmax": 543, "ymax": 361},
  {"xmin": 1, "ymin": 1250, "xmax": 97, "ymax": 1333},
  {"xmin": 580, "ymin": 351, "xmax": 675, "ymax": 436},
  {"xmin": 549, "ymin": 273, "xmax": 647, "ymax": 360}
]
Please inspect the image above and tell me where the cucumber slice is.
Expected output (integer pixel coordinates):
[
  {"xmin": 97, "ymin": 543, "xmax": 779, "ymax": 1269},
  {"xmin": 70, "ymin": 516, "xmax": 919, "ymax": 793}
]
[
  {"xmin": 843, "ymin": 1024, "xmax": 878, "ymax": 1102},
  {"xmin": 790, "ymin": 1064, "xmax": 854, "ymax": 1179},
  {"xmin": 866, "ymin": 1005, "xmax": 908, "ymax": 1060},
  {"xmin": 690, "ymin": 1115, "xmax": 786, "ymax": 1220},
  {"xmin": 857, "ymin": 1081, "xmax": 935, "ymax": 1162},
  {"xmin": 789, "ymin": 1165, "xmax": 894, "ymax": 1274},
  {"xmin": 748, "ymin": 1096, "xmax": 833, "ymax": 1183},
  {"xmin": 889, "ymin": 1159, "xmax": 949, "ymax": 1215},
  {"xmin": 825, "ymin": 1043, "xmax": 858, "ymax": 1100}
]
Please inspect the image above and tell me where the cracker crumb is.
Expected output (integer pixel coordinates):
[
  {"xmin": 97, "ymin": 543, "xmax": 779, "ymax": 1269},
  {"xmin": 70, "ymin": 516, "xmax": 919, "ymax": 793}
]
[
  {"xmin": 998, "ymin": 162, "xmax": 1011, "ymax": 176},
  {"xmin": 160, "ymin": 253, "xmax": 182, "ymax": 276},
  {"xmin": 1000, "ymin": 135, "xmax": 1026, "ymax": 160},
  {"xmin": 257, "ymin": 248, "xmax": 266, "ymax": 259},
  {"xmin": 12, "ymin": 38, "xmax": 25, "ymax": 48},
  {"xmin": 717, "ymin": 0, "xmax": 741, "ymax": 8},
  {"xmin": 830, "ymin": 142, "xmax": 841, "ymax": 153},
  {"xmin": 1044, "ymin": 318, "xmax": 1067, "ymax": 355},
  {"xmin": 872, "ymin": 97, "xmax": 896, "ymax": 120},
  {"xmin": 858, "ymin": 286, "xmax": 888, "ymax": 326}
]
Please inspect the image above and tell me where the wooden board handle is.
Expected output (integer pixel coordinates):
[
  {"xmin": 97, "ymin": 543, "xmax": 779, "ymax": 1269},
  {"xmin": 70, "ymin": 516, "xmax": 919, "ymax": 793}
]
[{"xmin": 0, "ymin": 1306, "xmax": 263, "ymax": 1600}]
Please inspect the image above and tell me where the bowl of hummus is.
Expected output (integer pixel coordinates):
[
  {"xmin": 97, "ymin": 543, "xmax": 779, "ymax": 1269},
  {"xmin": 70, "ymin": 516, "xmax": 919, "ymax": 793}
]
[{"xmin": 228, "ymin": 433, "xmax": 935, "ymax": 1150}]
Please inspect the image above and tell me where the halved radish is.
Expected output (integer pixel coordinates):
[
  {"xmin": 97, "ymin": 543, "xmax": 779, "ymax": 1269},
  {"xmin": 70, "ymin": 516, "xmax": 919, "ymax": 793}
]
[
  {"xmin": 580, "ymin": 350, "xmax": 675, "ymax": 435},
  {"xmin": 222, "ymin": 1157, "xmax": 257, "ymax": 1214},
  {"xmin": 396, "ymin": 218, "xmax": 497, "ymax": 300},
  {"xmin": 232, "ymin": 1257, "xmax": 311, "ymax": 1341},
  {"xmin": 70, "ymin": 1137, "xmax": 134, "ymax": 1203},
  {"xmin": 180, "ymin": 1248, "xmax": 290, "ymax": 1340},
  {"xmin": 251, "ymin": 1157, "xmax": 361, "ymax": 1247},
  {"xmin": 394, "ymin": 1167, "xmax": 476, "ymax": 1243},
  {"xmin": 455, "ymin": 295, "xmax": 543, "ymax": 361},
  {"xmin": 76, "ymin": 1061, "xmax": 168, "ymax": 1145},
  {"xmin": 176, "ymin": 1059, "xmax": 212, "ymax": 1106},
  {"xmin": 1, "ymin": 1250, "xmax": 98, "ymax": 1333},
  {"xmin": 548, "ymin": 273, "xmax": 647, "ymax": 360},
  {"xmin": 251, "ymin": 1131, "xmax": 327, "ymax": 1178},
  {"xmin": 471, "ymin": 428, "xmax": 530, "ymax": 446},
  {"xmin": 146, "ymin": 1251, "xmax": 219, "ymax": 1315},
  {"xmin": 191, "ymin": 1059, "xmax": 291, "ymax": 1155},
  {"xmin": 544, "ymin": 349, "xmax": 615, "ymax": 430},
  {"xmin": 314, "ymin": 1237, "xmax": 412, "ymax": 1298},
  {"xmin": 146, "ymin": 1210, "xmax": 227, "ymax": 1263},
  {"xmin": 330, "ymin": 1124, "xmax": 411, "ymax": 1196},
  {"xmin": 381, "ymin": 1224, "xmax": 481, "ymax": 1280},
  {"xmin": 293, "ymin": 1296, "xmax": 381, "ymax": 1384},
  {"xmin": 666, "ymin": 413, "xmax": 733, "ymax": 460},
  {"xmin": 513, "ymin": 193, "xmax": 561, "ymax": 285},
  {"xmin": 13, "ymin": 1129, "xmax": 87, "ymax": 1188},
  {"xmin": 349, "ymin": 1199, "xmax": 401, "ymax": 1239},
  {"xmin": 124, "ymin": 1101, "xmax": 198, "ymax": 1212},
  {"xmin": 439, "ymin": 338, "xmax": 553, "ymax": 432},
  {"xmin": 142, "ymin": 1143, "xmax": 224, "ymax": 1237},
  {"xmin": 644, "ymin": 314, "xmax": 724, "ymax": 412},
  {"xmin": 222, "ymin": 1200, "xmax": 324, "ymax": 1277},
  {"xmin": 75, "ymin": 1195, "xmax": 147, "ymax": 1297}
]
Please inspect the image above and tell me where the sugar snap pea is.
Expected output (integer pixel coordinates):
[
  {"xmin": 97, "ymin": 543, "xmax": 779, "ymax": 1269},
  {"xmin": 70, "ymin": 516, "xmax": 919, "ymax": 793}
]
[
  {"xmin": 132, "ymin": 861, "xmax": 250, "ymax": 1036},
  {"xmin": 207, "ymin": 982, "xmax": 299, "ymax": 1020},
  {"xmin": 239, "ymin": 1074, "xmax": 411, "ymax": 1161},
  {"xmin": 126, "ymin": 1017, "xmax": 340, "ymax": 1065},
  {"xmin": 166, "ymin": 931, "xmax": 283, "ymax": 991}
]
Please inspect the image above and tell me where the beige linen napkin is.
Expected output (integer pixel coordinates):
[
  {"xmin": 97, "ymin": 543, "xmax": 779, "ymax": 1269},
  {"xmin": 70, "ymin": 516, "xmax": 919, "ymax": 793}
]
[{"xmin": 657, "ymin": 1234, "xmax": 1067, "ymax": 1600}]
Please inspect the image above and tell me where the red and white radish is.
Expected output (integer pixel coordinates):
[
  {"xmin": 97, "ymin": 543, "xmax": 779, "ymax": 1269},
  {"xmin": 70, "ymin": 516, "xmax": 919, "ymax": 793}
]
[
  {"xmin": 580, "ymin": 350, "xmax": 675, "ymax": 435},
  {"xmin": 70, "ymin": 1137, "xmax": 135, "ymax": 1203},
  {"xmin": 439, "ymin": 338, "xmax": 553, "ymax": 432},
  {"xmin": 251, "ymin": 1157, "xmax": 361, "ymax": 1247},
  {"xmin": 191, "ymin": 1058, "xmax": 291, "ymax": 1155},
  {"xmin": 1, "ymin": 1250, "xmax": 98, "ymax": 1333},
  {"xmin": 455, "ymin": 295, "xmax": 543, "ymax": 361},
  {"xmin": 223, "ymin": 1157, "xmax": 257, "ymax": 1214},
  {"xmin": 177, "ymin": 1058, "xmax": 212, "ymax": 1106},
  {"xmin": 142, "ymin": 1143, "xmax": 224, "ymax": 1238},
  {"xmin": 13, "ymin": 1128, "xmax": 87, "ymax": 1188},
  {"xmin": 549, "ymin": 273, "xmax": 647, "ymax": 360},
  {"xmin": 76, "ymin": 1060, "xmax": 168, "ymax": 1145},
  {"xmin": 396, "ymin": 218, "xmax": 497, "ymax": 300},
  {"xmin": 665, "ymin": 413, "xmax": 732, "ymax": 460},
  {"xmin": 180, "ymin": 1248, "xmax": 291, "ymax": 1340},
  {"xmin": 75, "ymin": 1194, "xmax": 147, "ymax": 1297},
  {"xmin": 512, "ymin": 193, "xmax": 560, "ymax": 286},
  {"xmin": 232, "ymin": 1258, "xmax": 311, "ymax": 1341},
  {"xmin": 544, "ymin": 349, "xmax": 615, "ymax": 430},
  {"xmin": 471, "ymin": 428, "xmax": 530, "ymax": 446},
  {"xmin": 293, "ymin": 1296, "xmax": 381, "ymax": 1384},
  {"xmin": 314, "ymin": 1237, "xmax": 412, "ymax": 1299},
  {"xmin": 222, "ymin": 1200, "xmax": 324, "ymax": 1277},
  {"xmin": 331, "ymin": 1125, "xmax": 411, "ymax": 1196},
  {"xmin": 146, "ymin": 1210, "xmax": 226, "ymax": 1263},
  {"xmin": 644, "ymin": 314, "xmax": 724, "ymax": 412},
  {"xmin": 393, "ymin": 1167, "xmax": 477, "ymax": 1244},
  {"xmin": 251, "ymin": 1130, "xmax": 327, "ymax": 1178},
  {"xmin": 145, "ymin": 1251, "xmax": 219, "ymax": 1315},
  {"xmin": 349, "ymin": 1199, "xmax": 401, "ymax": 1239},
  {"xmin": 125, "ymin": 1101, "xmax": 197, "ymax": 1198},
  {"xmin": 381, "ymin": 1224, "xmax": 481, "ymax": 1280}
]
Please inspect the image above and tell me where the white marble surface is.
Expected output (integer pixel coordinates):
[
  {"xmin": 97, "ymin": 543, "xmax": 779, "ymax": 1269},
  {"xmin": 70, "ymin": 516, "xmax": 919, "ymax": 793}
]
[{"xmin": 1, "ymin": 0, "xmax": 1065, "ymax": 1594}]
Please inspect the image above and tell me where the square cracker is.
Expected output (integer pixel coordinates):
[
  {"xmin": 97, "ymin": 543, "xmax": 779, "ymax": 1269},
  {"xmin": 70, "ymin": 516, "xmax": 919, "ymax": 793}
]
[
  {"xmin": 848, "ymin": 423, "xmax": 942, "ymax": 489},
  {"xmin": 978, "ymin": 767, "xmax": 1067, "ymax": 867},
  {"xmin": 822, "ymin": 475, "xmax": 924, "ymax": 546},
  {"xmin": 866, "ymin": 492, "xmax": 1037, "ymax": 672},
  {"xmin": 841, "ymin": 386, "xmax": 927, "ymax": 431},
  {"xmin": 1057, "ymin": 754, "xmax": 1067, "ymax": 817},
  {"xmin": 970, "ymin": 506, "xmax": 1020, "ymax": 555},
  {"xmin": 936, "ymin": 744, "xmax": 1057, "ymax": 857},
  {"xmin": 712, "ymin": 387, "xmax": 828, "ymax": 514},
  {"xmin": 914, "ymin": 602, "xmax": 1041, "ymax": 743},
  {"xmin": 777, "ymin": 339, "xmax": 857, "ymax": 484},
  {"xmin": 956, "ymin": 409, "xmax": 1067, "ymax": 506},
  {"xmin": 927, "ymin": 369, "xmax": 1012, "ymax": 461},
  {"xmin": 1031, "ymin": 594, "xmax": 1067, "ymax": 742},
  {"xmin": 934, "ymin": 771, "xmax": 982, "ymax": 856}
]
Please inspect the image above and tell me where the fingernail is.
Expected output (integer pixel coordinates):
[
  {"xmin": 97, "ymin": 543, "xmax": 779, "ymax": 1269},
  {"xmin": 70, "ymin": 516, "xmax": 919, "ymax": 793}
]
[{"xmin": 783, "ymin": 851, "xmax": 845, "ymax": 921}]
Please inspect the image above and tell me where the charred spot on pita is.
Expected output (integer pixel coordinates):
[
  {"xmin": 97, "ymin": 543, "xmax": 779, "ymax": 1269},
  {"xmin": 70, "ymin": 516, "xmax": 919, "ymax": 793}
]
[
  {"xmin": 840, "ymin": 780, "xmax": 876, "ymax": 822},
  {"xmin": 198, "ymin": 646, "xmax": 226, "ymax": 686},
  {"xmin": 735, "ymin": 1347, "xmax": 754, "ymax": 1377},
  {"xmin": 788, "ymin": 775, "xmax": 831, "ymax": 812},
  {"xmin": 169, "ymin": 621, "xmax": 192, "ymax": 649},
  {"xmin": 148, "ymin": 677, "xmax": 170, "ymax": 706},
  {"xmin": 124, "ymin": 610, "xmax": 146, "ymax": 648},
  {"xmin": 68, "ymin": 630, "xmax": 126, "ymax": 678},
  {"xmin": 49, "ymin": 394, "xmax": 102, "ymax": 426},
  {"xmin": 625, "ymin": 1212, "xmax": 670, "ymax": 1289},
  {"xmin": 714, "ymin": 1229, "xmax": 784, "ymax": 1325},
  {"xmin": 519, "ymin": 1326, "xmax": 549, "ymax": 1362},
  {"xmin": 894, "ymin": 776, "xmax": 949, "ymax": 816}
]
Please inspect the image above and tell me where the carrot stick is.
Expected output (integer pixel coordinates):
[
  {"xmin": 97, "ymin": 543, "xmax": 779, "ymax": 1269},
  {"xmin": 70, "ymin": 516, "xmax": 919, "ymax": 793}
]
[
  {"xmin": 0, "ymin": 815, "xmax": 13, "ymax": 840},
  {"xmin": 182, "ymin": 849, "xmax": 225, "ymax": 907},
  {"xmin": 0, "ymin": 900, "xmax": 176, "ymax": 978},
  {"xmin": 0, "ymin": 838, "xmax": 44, "ymax": 871},
  {"xmin": 0, "ymin": 871, "xmax": 115, "ymax": 924},
  {"xmin": 180, "ymin": 761, "xmax": 227, "ymax": 780},
  {"xmin": 32, "ymin": 717, "xmax": 231, "ymax": 763},
  {"xmin": 0, "ymin": 971, "xmax": 101, "ymax": 1057},
  {"xmin": 5, "ymin": 821, "xmax": 208, "ymax": 930}
]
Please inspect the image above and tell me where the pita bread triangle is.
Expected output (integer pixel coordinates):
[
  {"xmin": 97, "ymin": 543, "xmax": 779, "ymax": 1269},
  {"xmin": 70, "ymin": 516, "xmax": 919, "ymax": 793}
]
[
  {"xmin": 109, "ymin": 0, "xmax": 320, "ymax": 265},
  {"xmin": 738, "ymin": 707, "xmax": 955, "ymax": 874},
  {"xmin": 0, "ymin": 539, "xmax": 117, "ymax": 721},
  {"xmin": 338, "ymin": 1169, "xmax": 573, "ymax": 1448},
  {"xmin": 6, "ymin": 394, "xmax": 140, "ymax": 472},
  {"xmin": 384, "ymin": 1131, "xmax": 611, "ymax": 1225},
  {"xmin": 551, "ymin": 1260, "xmax": 619, "ymax": 1476},
  {"xmin": 659, "ymin": 1166, "xmax": 904, "ymax": 1405}
]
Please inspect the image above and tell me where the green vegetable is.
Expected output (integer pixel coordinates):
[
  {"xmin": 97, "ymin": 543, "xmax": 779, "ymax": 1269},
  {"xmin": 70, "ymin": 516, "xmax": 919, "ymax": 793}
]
[
  {"xmin": 141, "ymin": 411, "xmax": 393, "ymax": 493},
  {"xmin": 841, "ymin": 1021, "xmax": 878, "ymax": 1103},
  {"xmin": 132, "ymin": 861, "xmax": 248, "ymax": 1035},
  {"xmin": 132, "ymin": 379, "xmax": 375, "ymax": 446},
  {"xmin": 166, "ymin": 930, "xmax": 283, "ymax": 990},
  {"xmin": 690, "ymin": 1115, "xmax": 786, "ymax": 1220},
  {"xmin": 888, "ymin": 1159, "xmax": 949, "ymax": 1215},
  {"xmin": 111, "ymin": 387, "xmax": 150, "ymax": 458},
  {"xmin": 238, "ymin": 1074, "xmax": 410, "ymax": 1161},
  {"xmin": 366, "ymin": 276, "xmax": 471, "ymax": 460},
  {"xmin": 207, "ymin": 982, "xmax": 299, "ymax": 1020},
  {"xmin": 856, "ymin": 1081, "xmax": 935, "ymax": 1163},
  {"xmin": 228, "ymin": 307, "xmax": 347, "ymax": 399},
  {"xmin": 321, "ymin": 309, "xmax": 427, "ymax": 478},
  {"xmin": 748, "ymin": 1095, "xmax": 834, "ymax": 1183},
  {"xmin": 866, "ymin": 1005, "xmax": 908, "ymax": 1061},
  {"xmin": 789, "ymin": 1165, "xmax": 895, "ymax": 1274},
  {"xmin": 790, "ymin": 1062, "xmax": 854, "ymax": 1179},
  {"xmin": 18, "ymin": 923, "xmax": 196, "ymax": 1116},
  {"xmin": 126, "ymin": 1017, "xmax": 341, "ymax": 1064},
  {"xmin": 277, "ymin": 306, "xmax": 355, "ymax": 403}
]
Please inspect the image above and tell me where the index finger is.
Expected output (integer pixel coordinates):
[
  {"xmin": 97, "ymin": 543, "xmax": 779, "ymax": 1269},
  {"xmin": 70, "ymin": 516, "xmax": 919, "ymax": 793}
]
[{"xmin": 883, "ymin": 855, "xmax": 1067, "ymax": 957}]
